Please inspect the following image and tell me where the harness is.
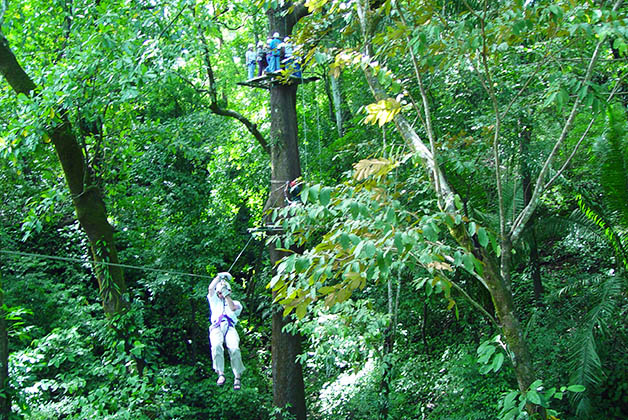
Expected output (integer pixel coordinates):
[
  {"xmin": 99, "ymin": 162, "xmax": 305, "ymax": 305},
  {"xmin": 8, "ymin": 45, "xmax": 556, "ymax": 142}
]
[
  {"xmin": 213, "ymin": 313, "xmax": 235, "ymax": 330},
  {"xmin": 210, "ymin": 299, "xmax": 235, "ymax": 341}
]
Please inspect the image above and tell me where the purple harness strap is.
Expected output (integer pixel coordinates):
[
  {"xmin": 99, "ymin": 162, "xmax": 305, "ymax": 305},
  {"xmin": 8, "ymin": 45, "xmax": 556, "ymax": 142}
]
[
  {"xmin": 209, "ymin": 298, "xmax": 236, "ymax": 345},
  {"xmin": 213, "ymin": 313, "xmax": 234, "ymax": 330}
]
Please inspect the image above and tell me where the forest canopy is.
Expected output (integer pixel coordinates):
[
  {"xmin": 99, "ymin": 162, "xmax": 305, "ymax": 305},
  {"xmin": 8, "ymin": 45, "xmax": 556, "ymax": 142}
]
[{"xmin": 0, "ymin": 0, "xmax": 627, "ymax": 419}]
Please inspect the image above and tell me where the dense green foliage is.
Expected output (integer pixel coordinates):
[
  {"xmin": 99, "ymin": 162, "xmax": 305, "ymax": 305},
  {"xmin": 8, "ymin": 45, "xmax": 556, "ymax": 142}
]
[{"xmin": 1, "ymin": 0, "xmax": 627, "ymax": 419}]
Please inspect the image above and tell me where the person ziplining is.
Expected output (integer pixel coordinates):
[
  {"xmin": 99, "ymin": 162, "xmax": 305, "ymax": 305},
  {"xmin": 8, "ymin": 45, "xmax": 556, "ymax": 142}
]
[{"xmin": 207, "ymin": 272, "xmax": 245, "ymax": 390}]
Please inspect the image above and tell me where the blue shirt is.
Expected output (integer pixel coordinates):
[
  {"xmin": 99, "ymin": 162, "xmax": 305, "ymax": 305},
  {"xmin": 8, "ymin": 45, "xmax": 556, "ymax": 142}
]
[{"xmin": 270, "ymin": 38, "xmax": 282, "ymax": 56}]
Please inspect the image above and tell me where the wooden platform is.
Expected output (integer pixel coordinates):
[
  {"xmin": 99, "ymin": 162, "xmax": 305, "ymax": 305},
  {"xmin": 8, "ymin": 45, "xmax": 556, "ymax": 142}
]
[{"xmin": 237, "ymin": 73, "xmax": 319, "ymax": 90}]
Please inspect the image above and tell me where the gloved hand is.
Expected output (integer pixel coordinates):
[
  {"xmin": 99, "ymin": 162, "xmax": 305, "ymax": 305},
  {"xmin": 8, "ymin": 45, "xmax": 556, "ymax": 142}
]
[{"xmin": 220, "ymin": 283, "xmax": 231, "ymax": 297}]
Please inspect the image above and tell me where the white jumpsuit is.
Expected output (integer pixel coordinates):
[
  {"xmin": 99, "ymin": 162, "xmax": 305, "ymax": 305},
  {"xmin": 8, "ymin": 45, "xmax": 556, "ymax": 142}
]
[{"xmin": 208, "ymin": 293, "xmax": 245, "ymax": 377}]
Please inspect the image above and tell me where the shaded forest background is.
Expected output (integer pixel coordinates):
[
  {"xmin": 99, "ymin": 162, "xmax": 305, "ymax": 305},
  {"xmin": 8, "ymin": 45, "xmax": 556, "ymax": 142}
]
[{"xmin": 0, "ymin": 0, "xmax": 627, "ymax": 419}]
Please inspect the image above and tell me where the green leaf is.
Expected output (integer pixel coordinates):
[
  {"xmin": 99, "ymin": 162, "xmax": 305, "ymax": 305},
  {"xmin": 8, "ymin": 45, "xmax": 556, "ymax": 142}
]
[
  {"xmin": 492, "ymin": 352, "xmax": 505, "ymax": 372},
  {"xmin": 567, "ymin": 384, "xmax": 586, "ymax": 393},
  {"xmin": 504, "ymin": 391, "xmax": 518, "ymax": 410},
  {"xmin": 462, "ymin": 253, "xmax": 475, "ymax": 273},
  {"xmin": 350, "ymin": 201, "xmax": 360, "ymax": 218},
  {"xmin": 503, "ymin": 407, "xmax": 519, "ymax": 420},
  {"xmin": 338, "ymin": 233, "xmax": 352, "ymax": 250},
  {"xmin": 394, "ymin": 233, "xmax": 404, "ymax": 252},
  {"xmin": 364, "ymin": 241, "xmax": 377, "ymax": 258},
  {"xmin": 468, "ymin": 222, "xmax": 477, "ymax": 236},
  {"xmin": 386, "ymin": 207, "xmax": 396, "ymax": 224},
  {"xmin": 295, "ymin": 301, "xmax": 308, "ymax": 319},
  {"xmin": 354, "ymin": 240, "xmax": 365, "ymax": 258},
  {"xmin": 526, "ymin": 390, "xmax": 542, "ymax": 405},
  {"xmin": 454, "ymin": 195, "xmax": 463, "ymax": 210},
  {"xmin": 479, "ymin": 364, "xmax": 493, "ymax": 375},
  {"xmin": 301, "ymin": 186, "xmax": 310, "ymax": 204},
  {"xmin": 477, "ymin": 228, "xmax": 489, "ymax": 247},
  {"xmin": 309, "ymin": 184, "xmax": 321, "ymax": 203},
  {"xmin": 295, "ymin": 256, "xmax": 310, "ymax": 273},
  {"xmin": 320, "ymin": 187, "xmax": 332, "ymax": 205}
]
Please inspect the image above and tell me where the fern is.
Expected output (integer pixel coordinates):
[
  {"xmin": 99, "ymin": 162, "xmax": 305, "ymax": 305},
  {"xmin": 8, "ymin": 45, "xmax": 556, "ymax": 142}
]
[
  {"xmin": 567, "ymin": 276, "xmax": 622, "ymax": 418},
  {"xmin": 575, "ymin": 194, "xmax": 628, "ymax": 271},
  {"xmin": 595, "ymin": 103, "xmax": 628, "ymax": 227}
]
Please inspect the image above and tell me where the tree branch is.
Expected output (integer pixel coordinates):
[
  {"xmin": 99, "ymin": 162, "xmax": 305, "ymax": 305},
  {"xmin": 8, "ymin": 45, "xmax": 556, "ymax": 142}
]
[
  {"xmin": 509, "ymin": 0, "xmax": 623, "ymax": 243},
  {"xmin": 0, "ymin": 34, "xmax": 37, "ymax": 94},
  {"xmin": 543, "ymin": 68, "xmax": 627, "ymax": 190},
  {"xmin": 195, "ymin": 25, "xmax": 270, "ymax": 155},
  {"xmin": 158, "ymin": 3, "xmax": 188, "ymax": 39},
  {"xmin": 292, "ymin": 2, "xmax": 311, "ymax": 23},
  {"xmin": 394, "ymin": 1, "xmax": 444, "ymax": 209},
  {"xmin": 542, "ymin": 116, "xmax": 596, "ymax": 190}
]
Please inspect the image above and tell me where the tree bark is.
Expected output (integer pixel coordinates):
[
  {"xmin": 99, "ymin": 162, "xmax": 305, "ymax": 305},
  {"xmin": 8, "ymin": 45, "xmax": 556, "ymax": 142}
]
[
  {"xmin": 267, "ymin": 81, "xmax": 307, "ymax": 420},
  {"xmin": 0, "ymin": 34, "xmax": 127, "ymax": 316},
  {"xmin": 265, "ymin": 4, "xmax": 309, "ymax": 419},
  {"xmin": 519, "ymin": 119, "xmax": 544, "ymax": 306},
  {"xmin": 330, "ymin": 72, "xmax": 352, "ymax": 138}
]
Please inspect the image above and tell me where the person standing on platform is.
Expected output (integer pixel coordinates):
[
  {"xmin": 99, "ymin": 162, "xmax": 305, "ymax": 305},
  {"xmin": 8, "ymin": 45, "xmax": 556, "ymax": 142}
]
[
  {"xmin": 281, "ymin": 36, "xmax": 301, "ymax": 77},
  {"xmin": 256, "ymin": 41, "xmax": 267, "ymax": 77},
  {"xmin": 245, "ymin": 44, "xmax": 256, "ymax": 80},
  {"xmin": 268, "ymin": 32, "xmax": 282, "ymax": 73}
]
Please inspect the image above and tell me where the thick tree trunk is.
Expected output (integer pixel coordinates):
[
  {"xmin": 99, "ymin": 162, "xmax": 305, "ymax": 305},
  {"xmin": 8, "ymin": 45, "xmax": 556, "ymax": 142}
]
[
  {"xmin": 267, "ymin": 81, "xmax": 307, "ymax": 420},
  {"xmin": 0, "ymin": 34, "xmax": 127, "ymax": 316},
  {"xmin": 482, "ymin": 243, "xmax": 536, "ymax": 392},
  {"xmin": 51, "ymin": 119, "xmax": 127, "ymax": 315},
  {"xmin": 266, "ymin": 5, "xmax": 309, "ymax": 417}
]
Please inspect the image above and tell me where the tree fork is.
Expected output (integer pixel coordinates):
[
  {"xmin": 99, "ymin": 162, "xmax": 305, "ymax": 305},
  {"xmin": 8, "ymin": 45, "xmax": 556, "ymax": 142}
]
[{"xmin": 363, "ymin": 59, "xmax": 543, "ymax": 414}]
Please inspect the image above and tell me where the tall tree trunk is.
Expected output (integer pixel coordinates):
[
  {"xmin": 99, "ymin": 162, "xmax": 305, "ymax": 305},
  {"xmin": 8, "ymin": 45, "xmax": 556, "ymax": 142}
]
[
  {"xmin": 519, "ymin": 119, "xmax": 544, "ymax": 306},
  {"xmin": 0, "ymin": 35, "xmax": 127, "ymax": 316},
  {"xmin": 528, "ymin": 230, "xmax": 543, "ymax": 305},
  {"xmin": 330, "ymin": 72, "xmax": 352, "ymax": 138},
  {"xmin": 362, "ymin": 55, "xmax": 541, "ymax": 415},
  {"xmin": 0, "ymin": 269, "xmax": 10, "ymax": 420},
  {"xmin": 378, "ymin": 276, "xmax": 398, "ymax": 420},
  {"xmin": 267, "ymin": 80, "xmax": 307, "ymax": 420},
  {"xmin": 265, "ymin": 4, "xmax": 310, "ymax": 419}
]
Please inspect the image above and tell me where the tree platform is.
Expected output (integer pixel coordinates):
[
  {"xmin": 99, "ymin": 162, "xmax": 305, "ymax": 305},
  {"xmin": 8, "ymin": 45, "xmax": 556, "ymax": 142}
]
[{"xmin": 237, "ymin": 73, "xmax": 319, "ymax": 90}]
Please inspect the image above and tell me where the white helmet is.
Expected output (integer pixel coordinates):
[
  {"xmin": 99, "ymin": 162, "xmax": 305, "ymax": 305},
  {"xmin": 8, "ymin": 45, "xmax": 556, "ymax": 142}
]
[
  {"xmin": 284, "ymin": 37, "xmax": 290, "ymax": 42},
  {"xmin": 216, "ymin": 272, "xmax": 233, "ymax": 296},
  {"xmin": 217, "ymin": 272, "xmax": 232, "ymax": 282},
  {"xmin": 273, "ymin": 32, "xmax": 280, "ymax": 38},
  {"xmin": 248, "ymin": 43, "xmax": 254, "ymax": 48}
]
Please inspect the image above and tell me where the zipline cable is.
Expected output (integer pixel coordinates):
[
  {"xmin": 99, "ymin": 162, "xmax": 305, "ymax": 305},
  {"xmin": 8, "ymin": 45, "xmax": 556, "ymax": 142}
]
[
  {"xmin": 227, "ymin": 235, "xmax": 255, "ymax": 273},
  {"xmin": 0, "ymin": 247, "xmax": 252, "ymax": 281}
]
